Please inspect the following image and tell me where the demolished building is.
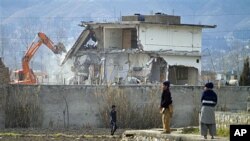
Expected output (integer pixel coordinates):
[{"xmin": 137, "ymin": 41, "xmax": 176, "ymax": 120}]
[{"xmin": 62, "ymin": 13, "xmax": 216, "ymax": 85}]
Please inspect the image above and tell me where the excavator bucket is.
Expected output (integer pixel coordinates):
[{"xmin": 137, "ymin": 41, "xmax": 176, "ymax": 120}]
[{"xmin": 54, "ymin": 42, "xmax": 66, "ymax": 54}]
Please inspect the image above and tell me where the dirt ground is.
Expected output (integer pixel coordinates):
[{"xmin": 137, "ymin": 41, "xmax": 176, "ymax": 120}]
[{"xmin": 0, "ymin": 128, "xmax": 126, "ymax": 141}]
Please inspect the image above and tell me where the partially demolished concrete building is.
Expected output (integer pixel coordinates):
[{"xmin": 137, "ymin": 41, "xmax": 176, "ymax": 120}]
[{"xmin": 62, "ymin": 13, "xmax": 216, "ymax": 85}]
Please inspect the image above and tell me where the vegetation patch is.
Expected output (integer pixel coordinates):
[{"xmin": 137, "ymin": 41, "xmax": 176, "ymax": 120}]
[
  {"xmin": 0, "ymin": 132, "xmax": 22, "ymax": 137},
  {"xmin": 181, "ymin": 127, "xmax": 199, "ymax": 134},
  {"xmin": 181, "ymin": 126, "xmax": 229, "ymax": 137},
  {"xmin": 217, "ymin": 127, "xmax": 229, "ymax": 137}
]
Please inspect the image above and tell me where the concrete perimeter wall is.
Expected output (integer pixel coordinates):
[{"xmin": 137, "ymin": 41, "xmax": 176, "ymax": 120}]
[
  {"xmin": 0, "ymin": 85, "xmax": 8, "ymax": 128},
  {"xmin": 0, "ymin": 85, "xmax": 249, "ymax": 129}
]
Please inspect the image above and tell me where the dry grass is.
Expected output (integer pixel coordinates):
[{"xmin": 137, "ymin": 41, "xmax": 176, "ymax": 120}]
[
  {"xmin": 96, "ymin": 85, "xmax": 162, "ymax": 129},
  {"xmin": 5, "ymin": 85, "xmax": 43, "ymax": 128},
  {"xmin": 0, "ymin": 128, "xmax": 124, "ymax": 141}
]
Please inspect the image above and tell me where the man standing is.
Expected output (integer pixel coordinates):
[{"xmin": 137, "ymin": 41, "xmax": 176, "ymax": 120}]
[
  {"xmin": 200, "ymin": 82, "xmax": 217, "ymax": 139},
  {"xmin": 160, "ymin": 81, "xmax": 173, "ymax": 133},
  {"xmin": 110, "ymin": 105, "xmax": 117, "ymax": 135}
]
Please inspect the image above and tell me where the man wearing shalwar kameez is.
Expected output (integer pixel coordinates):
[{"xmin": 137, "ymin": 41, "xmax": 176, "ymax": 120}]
[
  {"xmin": 200, "ymin": 82, "xmax": 217, "ymax": 139},
  {"xmin": 160, "ymin": 81, "xmax": 173, "ymax": 134}
]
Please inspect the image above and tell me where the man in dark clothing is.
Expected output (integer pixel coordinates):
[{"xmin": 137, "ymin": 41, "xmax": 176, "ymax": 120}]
[
  {"xmin": 110, "ymin": 105, "xmax": 117, "ymax": 135},
  {"xmin": 160, "ymin": 81, "xmax": 173, "ymax": 133},
  {"xmin": 200, "ymin": 82, "xmax": 217, "ymax": 139}
]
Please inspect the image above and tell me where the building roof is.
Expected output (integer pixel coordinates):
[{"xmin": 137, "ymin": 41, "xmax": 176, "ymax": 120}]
[{"xmin": 80, "ymin": 21, "xmax": 216, "ymax": 29}]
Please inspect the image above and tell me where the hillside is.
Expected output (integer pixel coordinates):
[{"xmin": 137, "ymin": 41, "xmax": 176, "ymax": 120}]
[{"xmin": 1, "ymin": 0, "xmax": 250, "ymax": 73}]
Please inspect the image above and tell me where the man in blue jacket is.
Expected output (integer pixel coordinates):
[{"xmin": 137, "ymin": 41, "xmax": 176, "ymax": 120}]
[{"xmin": 200, "ymin": 82, "xmax": 217, "ymax": 139}]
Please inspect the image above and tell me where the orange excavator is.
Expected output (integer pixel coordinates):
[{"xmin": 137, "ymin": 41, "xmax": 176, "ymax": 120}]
[{"xmin": 12, "ymin": 32, "xmax": 66, "ymax": 84}]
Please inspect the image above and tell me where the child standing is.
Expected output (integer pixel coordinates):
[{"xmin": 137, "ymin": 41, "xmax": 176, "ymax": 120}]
[{"xmin": 110, "ymin": 105, "xmax": 117, "ymax": 135}]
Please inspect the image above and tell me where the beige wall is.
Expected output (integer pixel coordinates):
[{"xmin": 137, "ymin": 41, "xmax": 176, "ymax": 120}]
[
  {"xmin": 139, "ymin": 24, "xmax": 202, "ymax": 52},
  {"xmin": 188, "ymin": 67, "xmax": 198, "ymax": 85},
  {"xmin": 104, "ymin": 28, "xmax": 123, "ymax": 49}
]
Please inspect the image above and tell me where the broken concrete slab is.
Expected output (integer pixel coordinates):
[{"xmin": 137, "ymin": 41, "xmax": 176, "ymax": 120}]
[{"xmin": 122, "ymin": 128, "xmax": 228, "ymax": 141}]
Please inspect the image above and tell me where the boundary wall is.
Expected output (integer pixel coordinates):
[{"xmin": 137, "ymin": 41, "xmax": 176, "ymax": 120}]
[{"xmin": 0, "ymin": 85, "xmax": 249, "ymax": 128}]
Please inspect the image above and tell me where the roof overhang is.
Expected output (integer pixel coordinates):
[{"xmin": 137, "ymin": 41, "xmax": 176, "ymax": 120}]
[{"xmin": 80, "ymin": 21, "xmax": 216, "ymax": 29}]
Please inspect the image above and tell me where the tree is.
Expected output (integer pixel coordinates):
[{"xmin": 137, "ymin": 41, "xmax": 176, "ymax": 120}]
[{"xmin": 239, "ymin": 57, "xmax": 250, "ymax": 86}]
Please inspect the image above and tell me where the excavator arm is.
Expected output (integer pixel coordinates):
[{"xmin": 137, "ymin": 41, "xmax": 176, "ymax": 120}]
[{"xmin": 14, "ymin": 32, "xmax": 66, "ymax": 84}]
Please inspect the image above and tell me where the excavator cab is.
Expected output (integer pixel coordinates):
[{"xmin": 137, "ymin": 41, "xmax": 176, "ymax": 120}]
[
  {"xmin": 12, "ymin": 69, "xmax": 36, "ymax": 84},
  {"xmin": 14, "ymin": 70, "xmax": 24, "ymax": 81}
]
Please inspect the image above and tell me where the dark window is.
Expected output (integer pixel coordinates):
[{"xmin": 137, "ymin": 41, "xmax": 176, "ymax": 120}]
[
  {"xmin": 131, "ymin": 29, "xmax": 137, "ymax": 49},
  {"xmin": 177, "ymin": 67, "xmax": 188, "ymax": 80}
]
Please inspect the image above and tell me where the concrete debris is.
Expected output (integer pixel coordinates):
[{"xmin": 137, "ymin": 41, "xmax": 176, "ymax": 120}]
[{"xmin": 69, "ymin": 54, "xmax": 101, "ymax": 84}]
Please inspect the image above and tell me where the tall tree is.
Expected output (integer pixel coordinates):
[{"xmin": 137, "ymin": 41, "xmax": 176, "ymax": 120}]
[{"xmin": 239, "ymin": 57, "xmax": 250, "ymax": 86}]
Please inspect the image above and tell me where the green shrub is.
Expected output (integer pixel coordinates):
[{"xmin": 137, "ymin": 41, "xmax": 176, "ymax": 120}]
[
  {"xmin": 217, "ymin": 127, "xmax": 229, "ymax": 137},
  {"xmin": 182, "ymin": 126, "xmax": 229, "ymax": 137}
]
